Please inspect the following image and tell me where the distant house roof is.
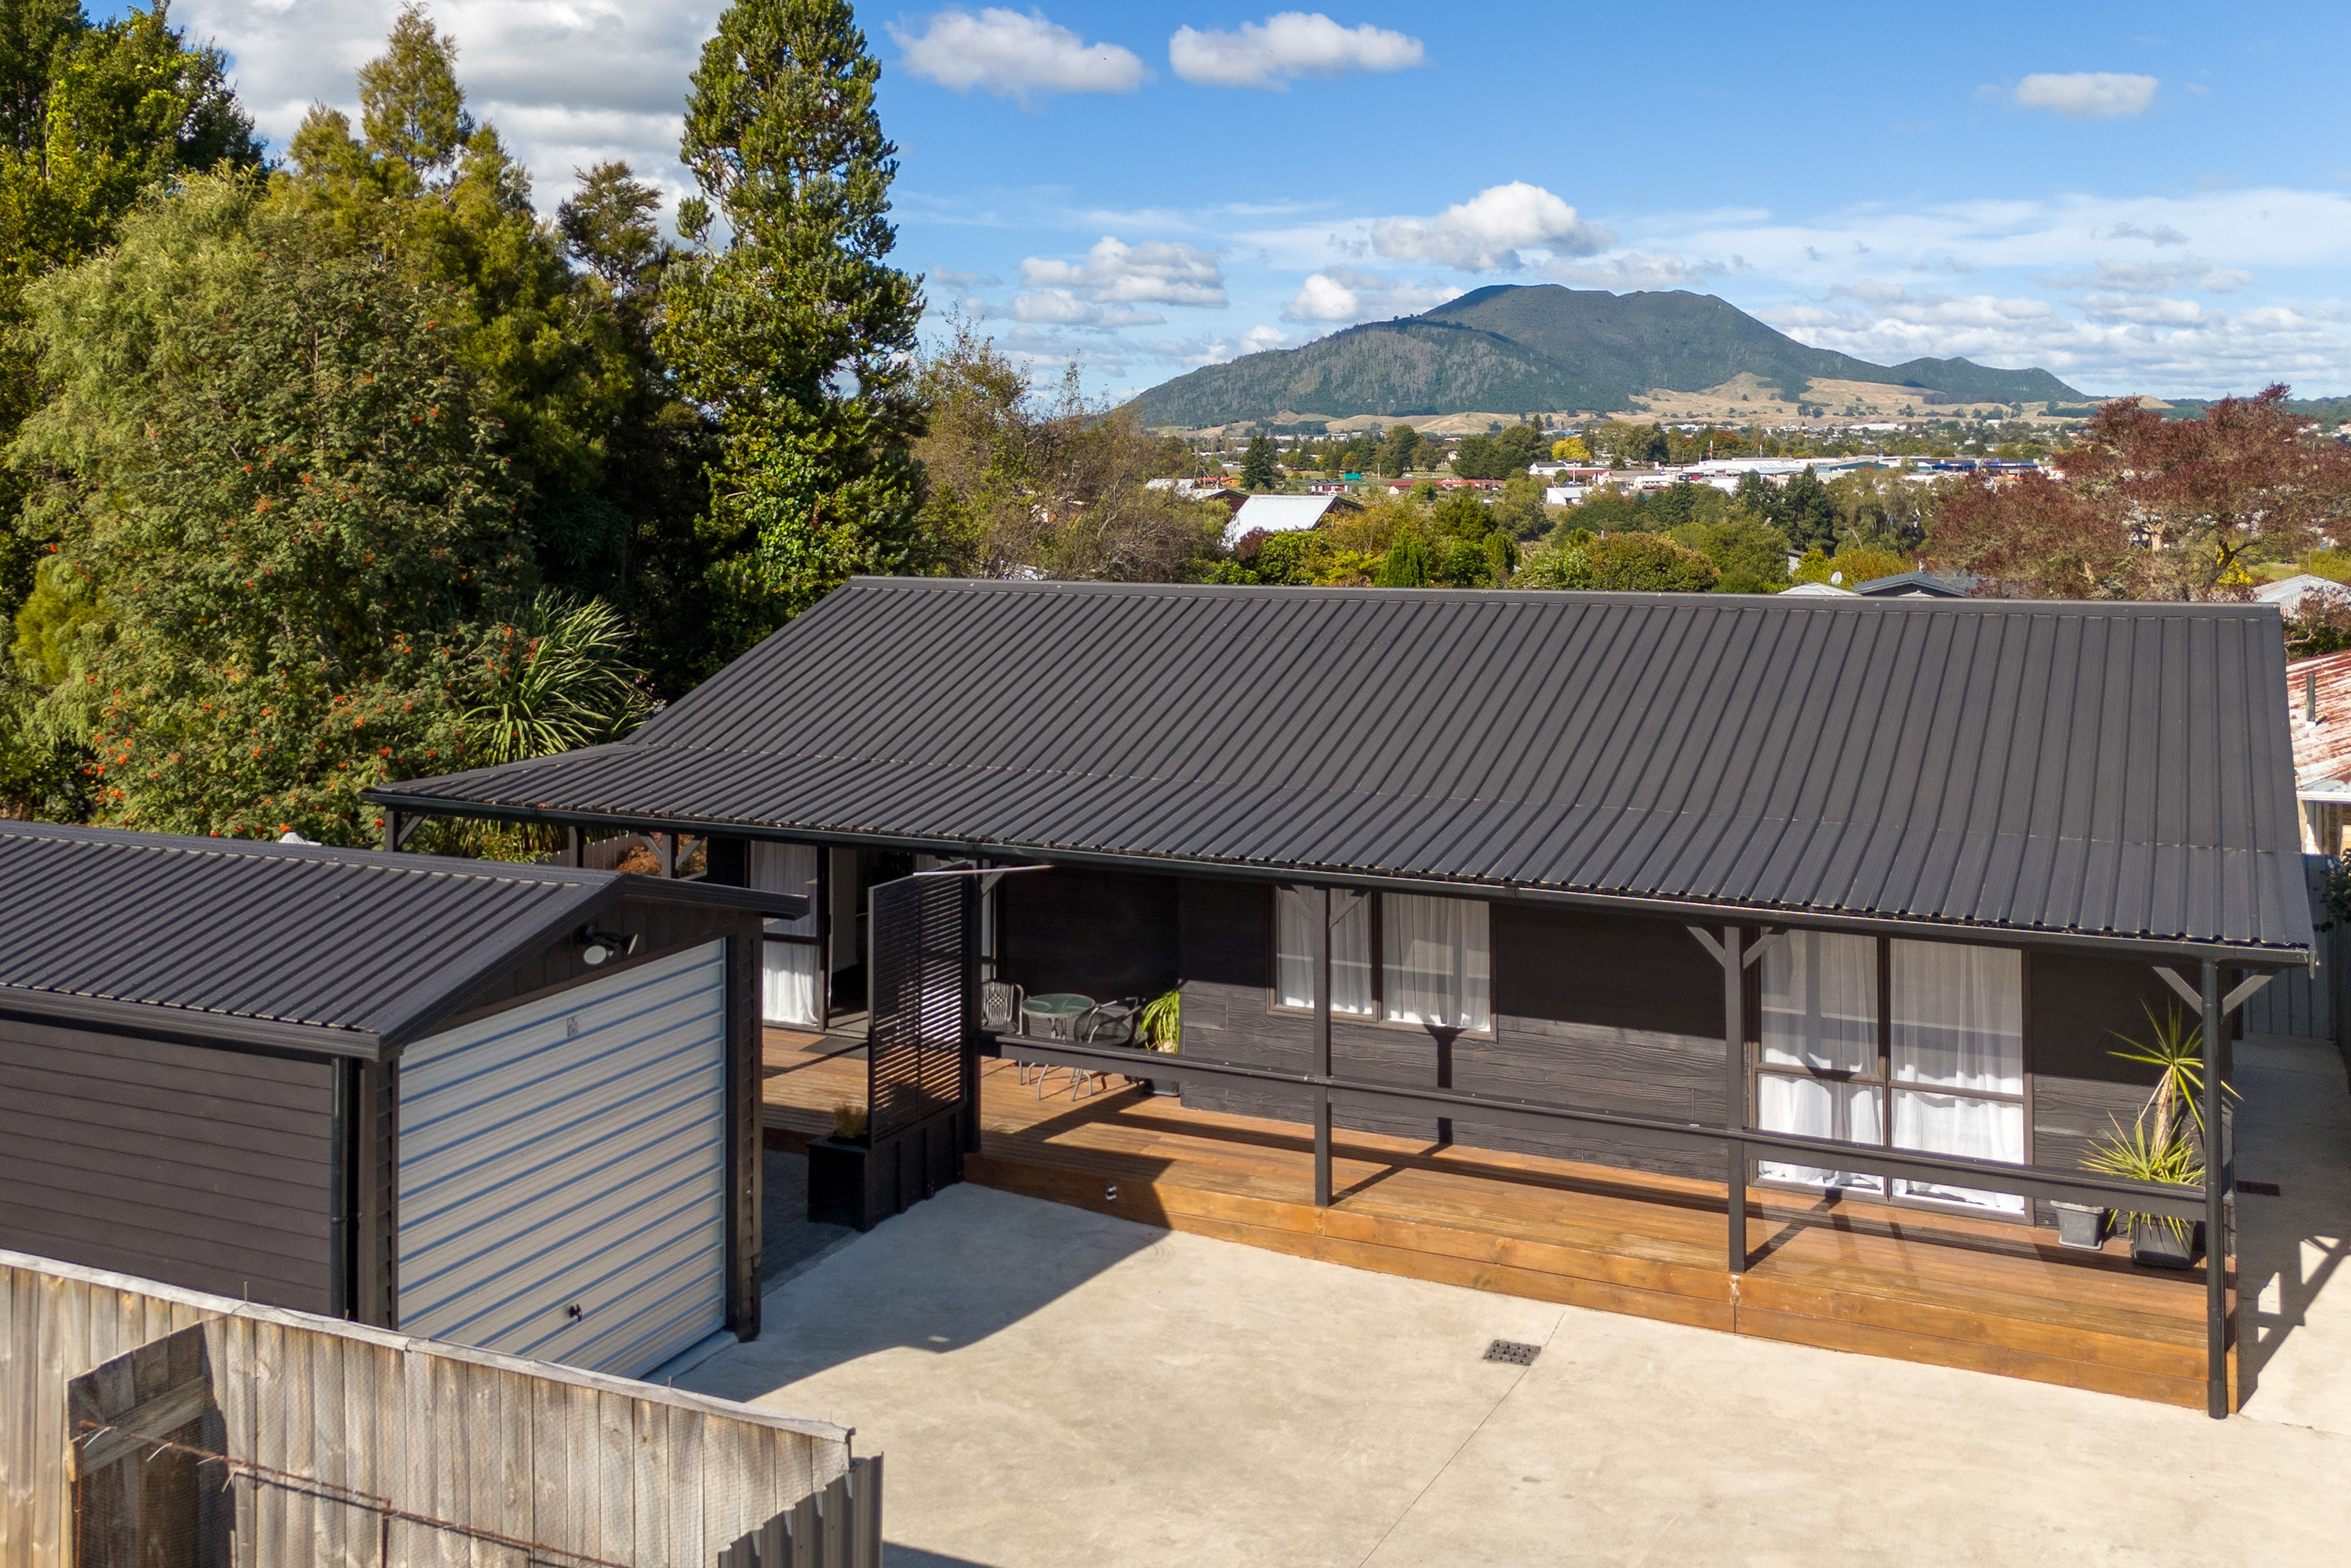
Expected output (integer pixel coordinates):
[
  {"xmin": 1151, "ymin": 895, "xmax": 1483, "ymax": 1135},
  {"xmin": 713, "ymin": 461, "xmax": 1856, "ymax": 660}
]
[
  {"xmin": 0, "ymin": 822, "xmax": 799, "ymax": 1056},
  {"xmin": 2287, "ymin": 647, "xmax": 2351, "ymax": 791},
  {"xmin": 2257, "ymin": 574, "xmax": 2348, "ymax": 617},
  {"xmin": 1851, "ymin": 570, "xmax": 1978, "ymax": 599},
  {"xmin": 1226, "ymin": 493, "xmax": 1360, "ymax": 540},
  {"xmin": 371, "ymin": 580, "xmax": 2311, "ymax": 958},
  {"xmin": 1779, "ymin": 582, "xmax": 1857, "ymax": 597}
]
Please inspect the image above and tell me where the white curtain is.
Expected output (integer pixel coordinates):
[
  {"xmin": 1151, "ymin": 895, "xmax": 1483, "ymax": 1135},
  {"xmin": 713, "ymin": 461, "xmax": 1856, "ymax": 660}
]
[
  {"xmin": 1888, "ymin": 940, "xmax": 2025, "ymax": 1213},
  {"xmin": 1756, "ymin": 1074, "xmax": 1885, "ymax": 1193},
  {"xmin": 1275, "ymin": 887, "xmax": 1373, "ymax": 1014},
  {"xmin": 1890, "ymin": 940, "xmax": 2022, "ymax": 1093},
  {"xmin": 1382, "ymin": 894, "xmax": 1490, "ymax": 1030},
  {"xmin": 761, "ymin": 941, "xmax": 822, "ymax": 1028},
  {"xmin": 752, "ymin": 843, "xmax": 822, "ymax": 1026},
  {"xmin": 1760, "ymin": 931, "xmax": 1877, "ymax": 1073},
  {"xmin": 1893, "ymin": 1091, "xmax": 2026, "ymax": 1213}
]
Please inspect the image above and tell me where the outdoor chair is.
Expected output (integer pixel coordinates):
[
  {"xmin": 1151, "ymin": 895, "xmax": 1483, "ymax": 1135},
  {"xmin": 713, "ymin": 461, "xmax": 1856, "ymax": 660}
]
[
  {"xmin": 1062, "ymin": 998, "xmax": 1142, "ymax": 1100},
  {"xmin": 981, "ymin": 980, "xmax": 1051, "ymax": 1089}
]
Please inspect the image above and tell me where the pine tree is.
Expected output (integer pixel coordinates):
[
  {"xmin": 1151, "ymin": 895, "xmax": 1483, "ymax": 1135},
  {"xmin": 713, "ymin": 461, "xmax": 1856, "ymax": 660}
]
[
  {"xmin": 1241, "ymin": 431, "xmax": 1280, "ymax": 491},
  {"xmin": 661, "ymin": 0, "xmax": 927, "ymax": 651}
]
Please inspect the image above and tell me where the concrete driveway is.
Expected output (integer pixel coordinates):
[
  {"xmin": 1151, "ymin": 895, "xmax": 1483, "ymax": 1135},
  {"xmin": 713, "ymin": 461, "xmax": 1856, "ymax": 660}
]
[{"xmin": 684, "ymin": 1038, "xmax": 2351, "ymax": 1567}]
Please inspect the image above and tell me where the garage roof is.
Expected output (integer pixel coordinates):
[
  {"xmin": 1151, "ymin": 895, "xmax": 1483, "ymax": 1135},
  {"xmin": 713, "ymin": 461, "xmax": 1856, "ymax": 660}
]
[
  {"xmin": 0, "ymin": 822, "xmax": 801, "ymax": 1057},
  {"xmin": 368, "ymin": 578, "xmax": 2314, "ymax": 957}
]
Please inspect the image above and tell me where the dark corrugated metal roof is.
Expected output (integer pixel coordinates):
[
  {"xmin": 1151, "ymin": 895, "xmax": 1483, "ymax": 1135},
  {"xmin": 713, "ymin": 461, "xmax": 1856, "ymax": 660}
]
[
  {"xmin": 371, "ymin": 579, "xmax": 2314, "ymax": 955},
  {"xmin": 0, "ymin": 822, "xmax": 792, "ymax": 1055}
]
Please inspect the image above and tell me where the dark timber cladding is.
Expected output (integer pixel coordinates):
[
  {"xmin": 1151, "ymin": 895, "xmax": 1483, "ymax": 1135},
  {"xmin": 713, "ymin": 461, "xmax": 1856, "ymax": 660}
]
[{"xmin": 370, "ymin": 579, "xmax": 2314, "ymax": 956}]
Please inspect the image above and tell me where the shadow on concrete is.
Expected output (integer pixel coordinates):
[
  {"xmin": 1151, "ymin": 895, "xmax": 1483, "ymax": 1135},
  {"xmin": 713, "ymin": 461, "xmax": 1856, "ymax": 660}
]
[
  {"xmin": 763, "ymin": 1148, "xmax": 854, "ymax": 1281},
  {"xmin": 885, "ymin": 1545, "xmax": 1010, "ymax": 1567},
  {"xmin": 2232, "ymin": 1035, "xmax": 2351, "ymax": 1411}
]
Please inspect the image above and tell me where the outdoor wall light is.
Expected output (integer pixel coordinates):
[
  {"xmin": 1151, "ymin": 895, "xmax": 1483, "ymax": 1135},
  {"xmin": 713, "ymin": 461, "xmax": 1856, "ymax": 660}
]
[{"xmin": 576, "ymin": 927, "xmax": 638, "ymax": 967}]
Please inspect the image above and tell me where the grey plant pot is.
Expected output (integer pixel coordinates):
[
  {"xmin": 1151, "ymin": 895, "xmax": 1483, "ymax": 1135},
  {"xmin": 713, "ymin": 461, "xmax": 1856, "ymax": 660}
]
[{"xmin": 2053, "ymin": 1202, "xmax": 2107, "ymax": 1250}]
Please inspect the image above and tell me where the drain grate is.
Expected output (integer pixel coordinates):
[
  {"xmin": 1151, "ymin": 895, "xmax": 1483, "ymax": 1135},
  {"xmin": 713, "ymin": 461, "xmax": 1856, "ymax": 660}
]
[
  {"xmin": 2238, "ymin": 1180, "xmax": 2283, "ymax": 1197},
  {"xmin": 1484, "ymin": 1338, "xmax": 1542, "ymax": 1367}
]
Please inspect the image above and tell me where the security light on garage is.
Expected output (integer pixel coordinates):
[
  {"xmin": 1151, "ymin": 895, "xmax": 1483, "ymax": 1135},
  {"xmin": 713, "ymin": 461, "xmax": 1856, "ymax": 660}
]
[{"xmin": 577, "ymin": 928, "xmax": 638, "ymax": 967}]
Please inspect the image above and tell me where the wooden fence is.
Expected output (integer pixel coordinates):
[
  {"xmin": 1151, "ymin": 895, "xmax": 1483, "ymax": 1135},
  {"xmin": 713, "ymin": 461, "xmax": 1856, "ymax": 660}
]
[{"xmin": 1, "ymin": 1249, "xmax": 863, "ymax": 1567}]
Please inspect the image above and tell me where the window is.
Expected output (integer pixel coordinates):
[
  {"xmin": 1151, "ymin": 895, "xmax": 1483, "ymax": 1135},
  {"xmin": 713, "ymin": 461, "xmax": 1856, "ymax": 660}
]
[
  {"xmin": 1273, "ymin": 888, "xmax": 1487, "ymax": 1031},
  {"xmin": 752, "ymin": 842, "xmax": 822, "ymax": 1028},
  {"xmin": 1754, "ymin": 932, "xmax": 2026, "ymax": 1216}
]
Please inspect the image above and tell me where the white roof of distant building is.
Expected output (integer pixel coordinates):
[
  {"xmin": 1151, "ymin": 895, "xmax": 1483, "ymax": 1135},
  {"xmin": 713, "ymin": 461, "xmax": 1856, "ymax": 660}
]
[
  {"xmin": 2257, "ymin": 574, "xmax": 2348, "ymax": 616},
  {"xmin": 1226, "ymin": 493, "xmax": 1350, "ymax": 542},
  {"xmin": 1780, "ymin": 581, "xmax": 1857, "ymax": 597}
]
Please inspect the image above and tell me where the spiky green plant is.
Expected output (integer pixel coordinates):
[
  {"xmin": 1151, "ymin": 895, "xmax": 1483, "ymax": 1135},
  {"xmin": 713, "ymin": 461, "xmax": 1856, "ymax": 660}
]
[
  {"xmin": 464, "ymin": 592, "xmax": 651, "ymax": 765},
  {"xmin": 2082, "ymin": 1114, "xmax": 2205, "ymax": 1242},
  {"xmin": 1139, "ymin": 987, "xmax": 1181, "ymax": 1053},
  {"xmin": 2080, "ymin": 1003, "xmax": 2235, "ymax": 1243}
]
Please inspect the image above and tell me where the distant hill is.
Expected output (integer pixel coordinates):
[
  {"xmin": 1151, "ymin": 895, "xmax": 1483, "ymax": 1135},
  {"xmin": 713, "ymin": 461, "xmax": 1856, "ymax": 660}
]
[{"xmin": 1134, "ymin": 284, "xmax": 2085, "ymax": 427}]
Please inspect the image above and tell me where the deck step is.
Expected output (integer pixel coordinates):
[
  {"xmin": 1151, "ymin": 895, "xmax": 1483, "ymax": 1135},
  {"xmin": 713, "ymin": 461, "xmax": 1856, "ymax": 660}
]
[{"xmin": 965, "ymin": 1150, "xmax": 2230, "ymax": 1411}]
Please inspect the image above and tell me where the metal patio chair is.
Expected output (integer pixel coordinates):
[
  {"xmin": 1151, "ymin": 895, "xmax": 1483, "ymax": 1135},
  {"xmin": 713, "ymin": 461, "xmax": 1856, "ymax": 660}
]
[{"xmin": 1065, "ymin": 998, "xmax": 1142, "ymax": 1100}]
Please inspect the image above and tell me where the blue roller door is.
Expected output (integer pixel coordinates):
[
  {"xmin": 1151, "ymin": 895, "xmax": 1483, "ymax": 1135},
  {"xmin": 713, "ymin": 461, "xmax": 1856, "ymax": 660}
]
[{"xmin": 395, "ymin": 941, "xmax": 730, "ymax": 1376}]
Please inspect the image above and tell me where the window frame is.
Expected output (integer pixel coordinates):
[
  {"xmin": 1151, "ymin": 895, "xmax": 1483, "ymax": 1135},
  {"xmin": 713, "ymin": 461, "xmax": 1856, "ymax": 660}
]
[
  {"xmin": 1748, "ymin": 934, "xmax": 2035, "ymax": 1222},
  {"xmin": 1267, "ymin": 886, "xmax": 1495, "ymax": 1038}
]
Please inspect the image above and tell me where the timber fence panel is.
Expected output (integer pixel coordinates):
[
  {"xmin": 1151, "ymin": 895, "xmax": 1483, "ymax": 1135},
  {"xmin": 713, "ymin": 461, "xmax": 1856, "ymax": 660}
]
[{"xmin": 0, "ymin": 1250, "xmax": 858, "ymax": 1568}]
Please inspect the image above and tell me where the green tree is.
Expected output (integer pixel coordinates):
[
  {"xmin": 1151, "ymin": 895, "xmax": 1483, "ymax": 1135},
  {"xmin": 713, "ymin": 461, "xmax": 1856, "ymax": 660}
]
[
  {"xmin": 1376, "ymin": 530, "xmax": 1430, "ymax": 586},
  {"xmin": 280, "ymin": 11, "xmax": 640, "ymax": 606},
  {"xmin": 1669, "ymin": 515, "xmax": 1790, "ymax": 593},
  {"xmin": 661, "ymin": 0, "xmax": 928, "ymax": 652},
  {"xmin": 1517, "ymin": 532, "xmax": 1718, "ymax": 593},
  {"xmin": 1772, "ymin": 466, "xmax": 1838, "ymax": 554},
  {"xmin": 1241, "ymin": 430, "xmax": 1280, "ymax": 490},
  {"xmin": 10, "ymin": 173, "xmax": 534, "ymax": 842},
  {"xmin": 1377, "ymin": 424, "xmax": 1422, "ymax": 477}
]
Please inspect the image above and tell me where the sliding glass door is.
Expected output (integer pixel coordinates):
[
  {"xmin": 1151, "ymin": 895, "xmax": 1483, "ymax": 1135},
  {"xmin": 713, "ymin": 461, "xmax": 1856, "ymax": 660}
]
[{"xmin": 1754, "ymin": 932, "xmax": 2026, "ymax": 1216}]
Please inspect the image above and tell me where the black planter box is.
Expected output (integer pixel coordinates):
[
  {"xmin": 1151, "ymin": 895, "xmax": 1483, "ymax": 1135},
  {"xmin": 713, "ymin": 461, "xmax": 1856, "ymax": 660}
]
[
  {"xmin": 808, "ymin": 1103, "xmax": 965, "ymax": 1231},
  {"xmin": 2129, "ymin": 1216, "xmax": 2204, "ymax": 1270}
]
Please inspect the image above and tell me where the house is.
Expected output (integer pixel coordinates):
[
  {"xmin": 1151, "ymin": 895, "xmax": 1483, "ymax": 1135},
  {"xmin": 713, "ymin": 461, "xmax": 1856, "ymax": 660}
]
[
  {"xmin": 368, "ymin": 579, "xmax": 2310, "ymax": 1416},
  {"xmin": 0, "ymin": 821, "xmax": 799, "ymax": 1378},
  {"xmin": 1778, "ymin": 581, "xmax": 1855, "ymax": 597},
  {"xmin": 1225, "ymin": 492, "xmax": 1362, "ymax": 542},
  {"xmin": 2286, "ymin": 647, "xmax": 2351, "ymax": 854},
  {"xmin": 2257, "ymin": 573, "xmax": 2347, "ymax": 619},
  {"xmin": 1849, "ymin": 568, "xmax": 1978, "ymax": 599}
]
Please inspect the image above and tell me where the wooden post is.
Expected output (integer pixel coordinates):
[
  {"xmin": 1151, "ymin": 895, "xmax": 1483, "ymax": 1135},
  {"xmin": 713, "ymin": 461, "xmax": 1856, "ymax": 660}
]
[
  {"xmin": 1314, "ymin": 887, "xmax": 1334, "ymax": 1208},
  {"xmin": 658, "ymin": 832, "xmax": 677, "ymax": 878},
  {"xmin": 564, "ymin": 826, "xmax": 582, "ymax": 868},
  {"xmin": 1724, "ymin": 923, "xmax": 1747, "ymax": 1276},
  {"xmin": 382, "ymin": 807, "xmax": 402, "ymax": 853},
  {"xmin": 2202, "ymin": 957, "xmax": 2227, "ymax": 1419}
]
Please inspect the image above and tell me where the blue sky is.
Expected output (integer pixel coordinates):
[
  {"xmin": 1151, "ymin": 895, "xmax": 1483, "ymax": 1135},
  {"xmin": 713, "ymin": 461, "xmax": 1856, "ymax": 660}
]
[{"xmin": 147, "ymin": 2, "xmax": 2351, "ymax": 400}]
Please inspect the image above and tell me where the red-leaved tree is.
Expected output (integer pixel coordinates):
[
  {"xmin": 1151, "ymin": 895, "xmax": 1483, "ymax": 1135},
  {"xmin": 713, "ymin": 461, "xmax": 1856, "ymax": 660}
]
[{"xmin": 1929, "ymin": 386, "xmax": 2351, "ymax": 599}]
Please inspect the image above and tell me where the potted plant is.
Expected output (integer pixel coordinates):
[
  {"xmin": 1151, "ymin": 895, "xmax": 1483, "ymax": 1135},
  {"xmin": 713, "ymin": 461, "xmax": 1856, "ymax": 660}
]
[
  {"xmin": 1137, "ymin": 987, "xmax": 1181, "ymax": 1096},
  {"xmin": 807, "ymin": 1103, "xmax": 874, "ymax": 1229},
  {"xmin": 2078, "ymin": 1005, "xmax": 2232, "ymax": 1269}
]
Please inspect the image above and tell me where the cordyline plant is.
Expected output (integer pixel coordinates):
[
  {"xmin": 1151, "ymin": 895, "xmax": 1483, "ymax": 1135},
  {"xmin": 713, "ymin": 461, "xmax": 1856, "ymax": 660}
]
[
  {"xmin": 1930, "ymin": 385, "xmax": 2351, "ymax": 600},
  {"xmin": 2080, "ymin": 1003, "xmax": 2237, "ymax": 1241}
]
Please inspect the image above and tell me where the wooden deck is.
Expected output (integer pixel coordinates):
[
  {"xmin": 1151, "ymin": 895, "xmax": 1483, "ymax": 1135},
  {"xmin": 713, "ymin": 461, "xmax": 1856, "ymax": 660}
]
[{"xmin": 762, "ymin": 1032, "xmax": 2234, "ymax": 1411}]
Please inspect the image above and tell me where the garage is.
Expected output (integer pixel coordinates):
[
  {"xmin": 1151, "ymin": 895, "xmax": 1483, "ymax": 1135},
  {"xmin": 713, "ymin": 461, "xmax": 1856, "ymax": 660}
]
[{"xmin": 0, "ymin": 821, "xmax": 801, "ymax": 1377}]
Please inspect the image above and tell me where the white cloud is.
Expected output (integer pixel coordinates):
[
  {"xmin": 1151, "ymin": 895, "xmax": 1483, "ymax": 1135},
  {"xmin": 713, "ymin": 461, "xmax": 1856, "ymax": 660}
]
[
  {"xmin": 1168, "ymin": 12, "xmax": 1425, "ymax": 90},
  {"xmin": 1545, "ymin": 250, "xmax": 1735, "ymax": 291},
  {"xmin": 180, "ymin": 1, "xmax": 719, "ymax": 216},
  {"xmin": 2107, "ymin": 221, "xmax": 2189, "ymax": 245},
  {"xmin": 888, "ymin": 8, "xmax": 1148, "ymax": 106},
  {"xmin": 2012, "ymin": 71, "xmax": 2158, "ymax": 119},
  {"xmin": 1020, "ymin": 237, "xmax": 1228, "ymax": 307},
  {"xmin": 1141, "ymin": 325, "xmax": 1291, "ymax": 366},
  {"xmin": 1281, "ymin": 266, "xmax": 1459, "ymax": 321},
  {"xmin": 1009, "ymin": 289, "xmax": 1165, "ymax": 326},
  {"xmin": 1370, "ymin": 182, "xmax": 1613, "ymax": 271},
  {"xmin": 2037, "ymin": 259, "xmax": 2257, "ymax": 293},
  {"xmin": 932, "ymin": 267, "xmax": 1003, "ymax": 289}
]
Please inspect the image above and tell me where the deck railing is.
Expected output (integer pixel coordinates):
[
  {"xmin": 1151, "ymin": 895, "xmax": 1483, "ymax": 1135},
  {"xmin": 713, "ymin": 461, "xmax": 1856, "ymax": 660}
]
[{"xmin": 987, "ymin": 1032, "xmax": 2215, "ymax": 1222}]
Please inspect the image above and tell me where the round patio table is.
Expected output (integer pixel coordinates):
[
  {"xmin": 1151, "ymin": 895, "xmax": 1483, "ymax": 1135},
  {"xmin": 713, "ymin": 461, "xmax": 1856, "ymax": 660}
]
[{"xmin": 1020, "ymin": 992, "xmax": 1094, "ymax": 1039}]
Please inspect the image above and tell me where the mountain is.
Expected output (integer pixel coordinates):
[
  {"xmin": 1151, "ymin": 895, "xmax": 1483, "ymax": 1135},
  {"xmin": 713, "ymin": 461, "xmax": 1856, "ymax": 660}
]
[{"xmin": 1133, "ymin": 285, "xmax": 2085, "ymax": 427}]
